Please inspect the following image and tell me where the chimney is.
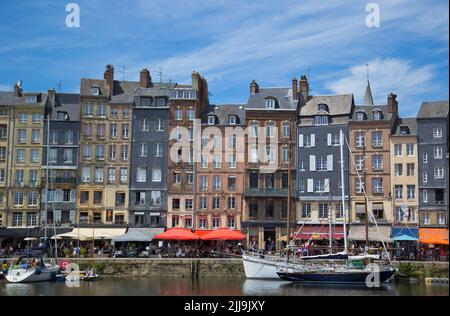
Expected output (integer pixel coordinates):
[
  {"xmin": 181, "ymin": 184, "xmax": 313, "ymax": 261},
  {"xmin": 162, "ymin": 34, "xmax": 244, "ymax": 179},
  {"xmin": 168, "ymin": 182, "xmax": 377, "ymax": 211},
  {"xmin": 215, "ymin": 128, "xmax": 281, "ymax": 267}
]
[
  {"xmin": 299, "ymin": 75, "xmax": 309, "ymax": 102},
  {"xmin": 139, "ymin": 68, "xmax": 152, "ymax": 88},
  {"xmin": 192, "ymin": 71, "xmax": 200, "ymax": 91},
  {"xmin": 14, "ymin": 80, "xmax": 23, "ymax": 97},
  {"xmin": 104, "ymin": 64, "xmax": 114, "ymax": 96},
  {"xmin": 387, "ymin": 93, "xmax": 398, "ymax": 114},
  {"xmin": 250, "ymin": 80, "xmax": 259, "ymax": 95},
  {"xmin": 292, "ymin": 77, "xmax": 298, "ymax": 100}
]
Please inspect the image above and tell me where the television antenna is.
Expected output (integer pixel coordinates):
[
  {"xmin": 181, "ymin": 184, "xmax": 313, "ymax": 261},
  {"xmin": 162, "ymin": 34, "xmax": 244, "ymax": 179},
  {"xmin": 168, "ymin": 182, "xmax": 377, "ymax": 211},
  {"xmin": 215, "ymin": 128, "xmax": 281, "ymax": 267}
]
[{"xmin": 118, "ymin": 65, "xmax": 128, "ymax": 81}]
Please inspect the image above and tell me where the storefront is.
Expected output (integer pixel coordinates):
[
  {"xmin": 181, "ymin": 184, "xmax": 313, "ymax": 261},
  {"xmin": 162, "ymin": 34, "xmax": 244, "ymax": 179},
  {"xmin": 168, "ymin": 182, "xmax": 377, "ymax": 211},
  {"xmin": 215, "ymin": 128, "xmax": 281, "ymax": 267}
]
[
  {"xmin": 391, "ymin": 226, "xmax": 419, "ymax": 260},
  {"xmin": 418, "ymin": 228, "xmax": 449, "ymax": 261},
  {"xmin": 291, "ymin": 225, "xmax": 345, "ymax": 254},
  {"xmin": 348, "ymin": 225, "xmax": 393, "ymax": 255}
]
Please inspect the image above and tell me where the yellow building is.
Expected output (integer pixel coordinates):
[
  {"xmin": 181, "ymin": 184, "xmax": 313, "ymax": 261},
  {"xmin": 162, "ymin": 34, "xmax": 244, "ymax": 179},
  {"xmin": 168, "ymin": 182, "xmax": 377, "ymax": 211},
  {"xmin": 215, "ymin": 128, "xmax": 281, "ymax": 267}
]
[
  {"xmin": 0, "ymin": 100, "xmax": 12, "ymax": 227},
  {"xmin": 390, "ymin": 119, "xmax": 419, "ymax": 226}
]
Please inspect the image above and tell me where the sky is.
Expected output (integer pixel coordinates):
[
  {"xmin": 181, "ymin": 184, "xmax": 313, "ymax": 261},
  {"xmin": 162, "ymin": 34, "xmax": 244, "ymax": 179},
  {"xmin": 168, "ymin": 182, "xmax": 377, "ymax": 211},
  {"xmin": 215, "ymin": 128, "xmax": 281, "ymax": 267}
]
[{"xmin": 0, "ymin": 0, "xmax": 448, "ymax": 117}]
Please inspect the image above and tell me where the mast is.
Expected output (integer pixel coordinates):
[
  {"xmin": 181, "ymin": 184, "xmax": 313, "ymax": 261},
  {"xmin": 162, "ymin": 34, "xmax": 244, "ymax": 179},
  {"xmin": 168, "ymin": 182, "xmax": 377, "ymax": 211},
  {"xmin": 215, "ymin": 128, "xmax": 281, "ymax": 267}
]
[
  {"xmin": 339, "ymin": 129, "xmax": 348, "ymax": 254},
  {"xmin": 44, "ymin": 114, "xmax": 50, "ymax": 241},
  {"xmin": 328, "ymin": 186, "xmax": 332, "ymax": 255},
  {"xmin": 286, "ymin": 119, "xmax": 292, "ymax": 257}
]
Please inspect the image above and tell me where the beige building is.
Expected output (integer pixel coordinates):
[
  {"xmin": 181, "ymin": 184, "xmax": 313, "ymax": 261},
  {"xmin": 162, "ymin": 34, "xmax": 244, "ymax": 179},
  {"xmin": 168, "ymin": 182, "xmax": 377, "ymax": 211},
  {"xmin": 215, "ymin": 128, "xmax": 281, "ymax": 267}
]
[
  {"xmin": 390, "ymin": 118, "xmax": 419, "ymax": 227},
  {"xmin": 0, "ymin": 100, "xmax": 12, "ymax": 227}
]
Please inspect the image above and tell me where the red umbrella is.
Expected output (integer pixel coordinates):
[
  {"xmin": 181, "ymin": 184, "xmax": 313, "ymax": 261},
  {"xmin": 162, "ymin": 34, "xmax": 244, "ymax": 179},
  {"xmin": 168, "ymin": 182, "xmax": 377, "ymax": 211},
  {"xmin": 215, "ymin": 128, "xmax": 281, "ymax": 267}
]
[
  {"xmin": 200, "ymin": 228, "xmax": 245, "ymax": 241},
  {"xmin": 153, "ymin": 228, "xmax": 200, "ymax": 241}
]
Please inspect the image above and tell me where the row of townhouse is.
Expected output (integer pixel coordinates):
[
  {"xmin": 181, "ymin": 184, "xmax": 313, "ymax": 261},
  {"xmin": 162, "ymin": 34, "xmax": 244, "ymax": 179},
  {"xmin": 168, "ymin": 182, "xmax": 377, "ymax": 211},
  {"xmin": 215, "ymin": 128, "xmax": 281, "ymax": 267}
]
[{"xmin": 0, "ymin": 66, "xmax": 448, "ymax": 250}]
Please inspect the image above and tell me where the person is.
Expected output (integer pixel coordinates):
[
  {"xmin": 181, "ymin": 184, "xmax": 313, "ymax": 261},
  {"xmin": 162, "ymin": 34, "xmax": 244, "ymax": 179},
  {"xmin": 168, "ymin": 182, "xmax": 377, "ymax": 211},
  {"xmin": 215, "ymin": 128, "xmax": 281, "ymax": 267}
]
[{"xmin": 1, "ymin": 260, "xmax": 8, "ymax": 274}]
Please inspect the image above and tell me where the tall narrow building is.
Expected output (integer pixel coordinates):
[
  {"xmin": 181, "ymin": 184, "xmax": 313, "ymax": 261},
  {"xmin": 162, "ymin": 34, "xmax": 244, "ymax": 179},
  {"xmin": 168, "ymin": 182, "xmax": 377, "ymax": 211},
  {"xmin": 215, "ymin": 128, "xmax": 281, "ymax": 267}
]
[
  {"xmin": 0, "ymin": 93, "xmax": 13, "ymax": 227},
  {"xmin": 297, "ymin": 75, "xmax": 353, "ymax": 245},
  {"xmin": 242, "ymin": 78, "xmax": 297, "ymax": 250}
]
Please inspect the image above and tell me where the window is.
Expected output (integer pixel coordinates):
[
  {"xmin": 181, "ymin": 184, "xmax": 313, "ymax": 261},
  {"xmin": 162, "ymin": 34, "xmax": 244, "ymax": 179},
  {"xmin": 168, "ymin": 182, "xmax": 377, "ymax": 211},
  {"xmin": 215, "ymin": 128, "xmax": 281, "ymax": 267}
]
[
  {"xmin": 64, "ymin": 130, "xmax": 74, "ymax": 145},
  {"xmin": 93, "ymin": 191, "xmax": 103, "ymax": 204},
  {"xmin": 0, "ymin": 169, "xmax": 4, "ymax": 183},
  {"xmin": 95, "ymin": 145, "xmax": 105, "ymax": 160},
  {"xmin": 115, "ymin": 192, "xmax": 126, "ymax": 206},
  {"xmin": 422, "ymin": 190, "xmax": 428, "ymax": 203},
  {"xmin": 433, "ymin": 128, "xmax": 442, "ymax": 138},
  {"xmin": 314, "ymin": 115, "xmax": 329, "ymax": 126},
  {"xmin": 265, "ymin": 122, "xmax": 275, "ymax": 138},
  {"xmin": 318, "ymin": 204, "xmax": 329, "ymax": 219},
  {"xmin": 28, "ymin": 192, "xmax": 38, "ymax": 206},
  {"xmin": 156, "ymin": 119, "xmax": 164, "ymax": 131},
  {"xmin": 372, "ymin": 178, "xmax": 383, "ymax": 194},
  {"xmin": 355, "ymin": 132, "xmax": 364, "ymax": 148},
  {"xmin": 63, "ymin": 149, "xmax": 72, "ymax": 163},
  {"xmin": 372, "ymin": 155, "xmax": 383, "ymax": 171},
  {"xmin": 265, "ymin": 145, "xmax": 275, "ymax": 164},
  {"xmin": 152, "ymin": 168, "xmax": 161, "ymax": 182},
  {"xmin": 422, "ymin": 172, "xmax": 428, "ymax": 183},
  {"xmin": 227, "ymin": 196, "xmax": 236, "ymax": 209},
  {"xmin": 314, "ymin": 179, "xmax": 326, "ymax": 192},
  {"xmin": 12, "ymin": 213, "xmax": 23, "ymax": 227},
  {"xmin": 17, "ymin": 129, "xmax": 26, "ymax": 143},
  {"xmin": 16, "ymin": 149, "xmax": 25, "ymax": 162},
  {"xmin": 406, "ymin": 163, "xmax": 415, "ymax": 176},
  {"xmin": 356, "ymin": 112, "xmax": 366, "ymax": 121},
  {"xmin": 198, "ymin": 217, "xmax": 206, "ymax": 229},
  {"xmin": 151, "ymin": 191, "xmax": 161, "ymax": 206},
  {"xmin": 199, "ymin": 197, "xmax": 207, "ymax": 209},
  {"xmin": 81, "ymin": 167, "xmax": 90, "ymax": 182},
  {"xmin": 122, "ymin": 108, "xmax": 130, "ymax": 118},
  {"xmin": 175, "ymin": 107, "xmax": 182, "ymax": 120},
  {"xmin": 183, "ymin": 198, "xmax": 192, "ymax": 210},
  {"xmin": 394, "ymin": 163, "xmax": 403, "ymax": 176},
  {"xmin": 248, "ymin": 145, "xmax": 258, "ymax": 163},
  {"xmin": 336, "ymin": 203, "xmax": 344, "ymax": 219},
  {"xmin": 372, "ymin": 131, "xmax": 382, "ymax": 147},
  {"xmin": 155, "ymin": 143, "xmax": 163, "ymax": 157},
  {"xmin": 212, "ymin": 217, "xmax": 220, "ymax": 228},
  {"xmin": 30, "ymin": 149, "xmax": 39, "ymax": 163},
  {"xmin": 95, "ymin": 167, "xmax": 104, "ymax": 182},
  {"xmin": 394, "ymin": 185, "xmax": 403, "ymax": 199},
  {"xmin": 32, "ymin": 112, "xmax": 42, "ymax": 123},
  {"xmin": 108, "ymin": 168, "xmax": 116, "ymax": 183},
  {"xmin": 122, "ymin": 123, "xmax": 129, "ymax": 139},
  {"xmin": 83, "ymin": 123, "xmax": 93, "ymax": 137},
  {"xmin": 265, "ymin": 200, "xmax": 274, "ymax": 217},
  {"xmin": 436, "ymin": 190, "xmax": 444, "ymax": 204},
  {"xmin": 109, "ymin": 145, "xmax": 116, "ymax": 161},
  {"xmin": 199, "ymin": 176, "xmax": 208, "ymax": 191},
  {"xmin": 434, "ymin": 166, "xmax": 444, "ymax": 179},
  {"xmin": 265, "ymin": 98, "xmax": 275, "ymax": 109},
  {"xmin": 96, "ymin": 124, "xmax": 105, "ymax": 138},
  {"xmin": 265, "ymin": 174, "xmax": 275, "ymax": 189},
  {"xmin": 229, "ymin": 115, "xmax": 237, "ymax": 125},
  {"xmin": 121, "ymin": 144, "xmax": 128, "ymax": 160},
  {"xmin": 249, "ymin": 173, "xmax": 258, "ymax": 188},
  {"xmin": 212, "ymin": 175, "xmax": 221, "ymax": 191},
  {"xmin": 394, "ymin": 144, "xmax": 402, "ymax": 156},
  {"xmin": 18, "ymin": 113, "xmax": 27, "ymax": 123},
  {"xmin": 26, "ymin": 212, "xmax": 36, "ymax": 226},
  {"xmin": 301, "ymin": 204, "xmax": 311, "ymax": 218},
  {"xmin": 173, "ymin": 172, "xmax": 181, "ymax": 184},
  {"xmin": 228, "ymin": 154, "xmax": 236, "ymax": 168},
  {"xmin": 14, "ymin": 192, "xmax": 24, "ymax": 206},
  {"xmin": 407, "ymin": 185, "xmax": 415, "ymax": 200},
  {"xmin": 187, "ymin": 107, "xmax": 195, "ymax": 120},
  {"xmin": 282, "ymin": 147, "xmax": 289, "ymax": 164},
  {"xmin": 406, "ymin": 144, "xmax": 414, "ymax": 156},
  {"xmin": 136, "ymin": 192, "xmax": 146, "ymax": 205},
  {"xmin": 373, "ymin": 110, "xmax": 382, "ymax": 120},
  {"xmin": 212, "ymin": 197, "xmax": 221, "ymax": 209},
  {"xmin": 438, "ymin": 213, "xmax": 446, "ymax": 225},
  {"xmin": 120, "ymin": 168, "xmax": 127, "ymax": 184},
  {"xmin": 213, "ymin": 154, "xmax": 221, "ymax": 168},
  {"xmin": 228, "ymin": 176, "xmax": 236, "ymax": 191},
  {"xmin": 249, "ymin": 122, "xmax": 258, "ymax": 137},
  {"xmin": 434, "ymin": 146, "xmax": 443, "ymax": 159},
  {"xmin": 208, "ymin": 115, "xmax": 215, "ymax": 125},
  {"xmin": 186, "ymin": 172, "xmax": 194, "ymax": 184},
  {"xmin": 110, "ymin": 123, "xmax": 117, "ymax": 138},
  {"xmin": 423, "ymin": 153, "xmax": 428, "ymax": 163},
  {"xmin": 200, "ymin": 155, "xmax": 208, "ymax": 168},
  {"xmin": 227, "ymin": 216, "xmax": 235, "ymax": 229},
  {"xmin": 249, "ymin": 201, "xmax": 258, "ymax": 217},
  {"xmin": 140, "ymin": 118, "xmax": 149, "ymax": 131},
  {"xmin": 355, "ymin": 155, "xmax": 365, "ymax": 170},
  {"xmin": 317, "ymin": 156, "xmax": 328, "ymax": 171},
  {"xmin": 83, "ymin": 104, "xmax": 93, "ymax": 116},
  {"xmin": 97, "ymin": 104, "xmax": 106, "ymax": 117},
  {"xmin": 136, "ymin": 168, "xmax": 146, "ymax": 182},
  {"xmin": 0, "ymin": 147, "xmax": 6, "ymax": 160},
  {"xmin": 422, "ymin": 213, "xmax": 431, "ymax": 225},
  {"xmin": 80, "ymin": 191, "xmax": 89, "ymax": 204},
  {"xmin": 139, "ymin": 143, "xmax": 148, "ymax": 157}
]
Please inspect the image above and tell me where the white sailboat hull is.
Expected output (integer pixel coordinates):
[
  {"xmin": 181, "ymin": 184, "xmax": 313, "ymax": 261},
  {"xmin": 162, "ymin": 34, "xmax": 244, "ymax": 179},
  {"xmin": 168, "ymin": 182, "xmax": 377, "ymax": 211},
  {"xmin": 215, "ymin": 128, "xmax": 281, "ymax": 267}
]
[
  {"xmin": 242, "ymin": 253, "xmax": 286, "ymax": 279},
  {"xmin": 5, "ymin": 265, "xmax": 60, "ymax": 283}
]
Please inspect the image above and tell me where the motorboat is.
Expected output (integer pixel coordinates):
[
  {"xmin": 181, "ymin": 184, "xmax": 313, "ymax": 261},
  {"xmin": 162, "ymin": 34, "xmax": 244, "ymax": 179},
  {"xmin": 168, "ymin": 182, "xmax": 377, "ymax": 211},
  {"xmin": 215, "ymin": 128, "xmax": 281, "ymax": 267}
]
[{"xmin": 5, "ymin": 256, "xmax": 60, "ymax": 283}]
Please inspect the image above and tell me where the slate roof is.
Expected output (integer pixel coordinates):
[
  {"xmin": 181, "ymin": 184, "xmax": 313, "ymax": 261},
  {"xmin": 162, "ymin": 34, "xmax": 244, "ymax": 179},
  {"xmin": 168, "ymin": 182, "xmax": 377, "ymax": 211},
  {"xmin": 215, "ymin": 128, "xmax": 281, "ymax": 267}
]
[
  {"xmin": 393, "ymin": 117, "xmax": 417, "ymax": 136},
  {"xmin": 417, "ymin": 101, "xmax": 449, "ymax": 119},
  {"xmin": 51, "ymin": 93, "xmax": 80, "ymax": 121},
  {"xmin": 351, "ymin": 104, "xmax": 393, "ymax": 121},
  {"xmin": 202, "ymin": 104, "xmax": 246, "ymax": 125},
  {"xmin": 0, "ymin": 91, "xmax": 14, "ymax": 106},
  {"xmin": 246, "ymin": 87, "xmax": 296, "ymax": 110},
  {"xmin": 299, "ymin": 94, "xmax": 354, "ymax": 117}
]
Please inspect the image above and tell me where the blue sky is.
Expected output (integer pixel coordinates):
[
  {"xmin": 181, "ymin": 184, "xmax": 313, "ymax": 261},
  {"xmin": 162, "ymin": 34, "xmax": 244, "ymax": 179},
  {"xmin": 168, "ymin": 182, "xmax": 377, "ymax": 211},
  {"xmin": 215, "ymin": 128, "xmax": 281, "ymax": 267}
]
[{"xmin": 0, "ymin": 0, "xmax": 448, "ymax": 116}]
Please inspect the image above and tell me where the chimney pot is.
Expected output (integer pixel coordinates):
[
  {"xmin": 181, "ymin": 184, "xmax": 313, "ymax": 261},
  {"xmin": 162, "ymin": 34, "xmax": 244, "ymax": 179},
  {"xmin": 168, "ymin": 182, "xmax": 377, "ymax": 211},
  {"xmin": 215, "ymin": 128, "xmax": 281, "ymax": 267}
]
[
  {"xmin": 104, "ymin": 64, "xmax": 114, "ymax": 96},
  {"xmin": 292, "ymin": 77, "xmax": 298, "ymax": 100},
  {"xmin": 140, "ymin": 68, "xmax": 152, "ymax": 88},
  {"xmin": 250, "ymin": 80, "xmax": 259, "ymax": 95}
]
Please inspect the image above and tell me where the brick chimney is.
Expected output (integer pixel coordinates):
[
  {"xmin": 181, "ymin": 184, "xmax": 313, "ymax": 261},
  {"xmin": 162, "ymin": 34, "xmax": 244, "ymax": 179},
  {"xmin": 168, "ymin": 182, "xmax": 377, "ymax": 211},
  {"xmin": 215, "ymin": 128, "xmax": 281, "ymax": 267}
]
[
  {"xmin": 250, "ymin": 80, "xmax": 259, "ymax": 95},
  {"xmin": 139, "ymin": 68, "xmax": 152, "ymax": 88},
  {"xmin": 299, "ymin": 75, "xmax": 309, "ymax": 102},
  {"xmin": 292, "ymin": 77, "xmax": 298, "ymax": 100},
  {"xmin": 387, "ymin": 92, "xmax": 398, "ymax": 114},
  {"xmin": 104, "ymin": 64, "xmax": 114, "ymax": 96},
  {"xmin": 191, "ymin": 71, "xmax": 200, "ymax": 91}
]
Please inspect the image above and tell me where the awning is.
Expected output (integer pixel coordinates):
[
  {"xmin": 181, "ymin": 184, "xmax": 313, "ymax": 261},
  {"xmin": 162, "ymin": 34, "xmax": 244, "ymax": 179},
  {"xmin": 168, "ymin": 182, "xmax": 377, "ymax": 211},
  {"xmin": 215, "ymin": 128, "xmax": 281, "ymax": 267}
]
[
  {"xmin": 392, "ymin": 226, "xmax": 418, "ymax": 241},
  {"xmin": 153, "ymin": 228, "xmax": 199, "ymax": 240},
  {"xmin": 111, "ymin": 228, "xmax": 164, "ymax": 242},
  {"xmin": 55, "ymin": 228, "xmax": 126, "ymax": 240},
  {"xmin": 348, "ymin": 225, "xmax": 392, "ymax": 243},
  {"xmin": 199, "ymin": 228, "xmax": 245, "ymax": 241},
  {"xmin": 0, "ymin": 227, "xmax": 73, "ymax": 239},
  {"xmin": 293, "ymin": 226, "xmax": 344, "ymax": 240},
  {"xmin": 419, "ymin": 228, "xmax": 449, "ymax": 245}
]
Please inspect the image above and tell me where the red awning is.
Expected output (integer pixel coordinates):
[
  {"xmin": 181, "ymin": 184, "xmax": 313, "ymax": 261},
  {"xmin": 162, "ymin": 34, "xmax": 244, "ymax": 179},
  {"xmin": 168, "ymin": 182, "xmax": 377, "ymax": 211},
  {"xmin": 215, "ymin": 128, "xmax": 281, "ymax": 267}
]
[
  {"xmin": 194, "ymin": 230, "xmax": 213, "ymax": 237},
  {"xmin": 153, "ymin": 228, "xmax": 199, "ymax": 241},
  {"xmin": 294, "ymin": 226, "xmax": 344, "ymax": 240},
  {"xmin": 200, "ymin": 228, "xmax": 245, "ymax": 241}
]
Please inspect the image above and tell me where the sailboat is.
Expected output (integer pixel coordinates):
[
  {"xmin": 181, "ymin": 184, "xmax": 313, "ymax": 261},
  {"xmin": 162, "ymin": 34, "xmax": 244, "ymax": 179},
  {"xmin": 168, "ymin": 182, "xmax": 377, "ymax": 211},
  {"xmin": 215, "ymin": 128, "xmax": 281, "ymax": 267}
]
[{"xmin": 276, "ymin": 130, "xmax": 397, "ymax": 283}]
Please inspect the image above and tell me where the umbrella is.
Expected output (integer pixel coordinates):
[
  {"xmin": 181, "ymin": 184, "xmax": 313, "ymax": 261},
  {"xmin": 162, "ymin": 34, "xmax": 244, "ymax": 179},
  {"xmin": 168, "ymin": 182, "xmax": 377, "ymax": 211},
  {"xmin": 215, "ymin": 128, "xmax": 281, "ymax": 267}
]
[
  {"xmin": 154, "ymin": 228, "xmax": 200, "ymax": 241},
  {"xmin": 200, "ymin": 228, "xmax": 245, "ymax": 241},
  {"xmin": 24, "ymin": 237, "xmax": 37, "ymax": 241}
]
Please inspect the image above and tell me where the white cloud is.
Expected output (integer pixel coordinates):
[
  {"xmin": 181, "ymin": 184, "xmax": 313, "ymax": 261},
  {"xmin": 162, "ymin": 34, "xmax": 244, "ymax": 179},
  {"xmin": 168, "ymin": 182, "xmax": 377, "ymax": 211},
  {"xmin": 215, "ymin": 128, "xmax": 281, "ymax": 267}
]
[
  {"xmin": 0, "ymin": 83, "xmax": 12, "ymax": 91},
  {"xmin": 326, "ymin": 58, "xmax": 436, "ymax": 116}
]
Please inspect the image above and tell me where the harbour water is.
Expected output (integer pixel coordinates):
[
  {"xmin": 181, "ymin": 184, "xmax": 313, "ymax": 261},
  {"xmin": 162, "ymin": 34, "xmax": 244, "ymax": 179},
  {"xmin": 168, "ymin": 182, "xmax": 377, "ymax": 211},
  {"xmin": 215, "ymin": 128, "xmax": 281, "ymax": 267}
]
[{"xmin": 0, "ymin": 278, "xmax": 448, "ymax": 296}]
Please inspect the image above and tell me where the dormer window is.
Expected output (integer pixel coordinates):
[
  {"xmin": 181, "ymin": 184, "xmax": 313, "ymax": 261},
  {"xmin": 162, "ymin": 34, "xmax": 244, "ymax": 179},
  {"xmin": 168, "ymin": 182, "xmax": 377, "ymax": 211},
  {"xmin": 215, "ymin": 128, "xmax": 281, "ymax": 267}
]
[
  {"xmin": 229, "ymin": 116, "xmax": 237, "ymax": 125},
  {"xmin": 265, "ymin": 98, "xmax": 276, "ymax": 109},
  {"xmin": 140, "ymin": 97, "xmax": 152, "ymax": 107},
  {"xmin": 25, "ymin": 95, "xmax": 37, "ymax": 103},
  {"xmin": 317, "ymin": 102, "xmax": 329, "ymax": 113},
  {"xmin": 156, "ymin": 98, "xmax": 166, "ymax": 107},
  {"xmin": 56, "ymin": 111, "xmax": 69, "ymax": 121},
  {"xmin": 356, "ymin": 111, "xmax": 367, "ymax": 121},
  {"xmin": 400, "ymin": 126, "xmax": 410, "ymax": 135},
  {"xmin": 208, "ymin": 115, "xmax": 216, "ymax": 125},
  {"xmin": 373, "ymin": 110, "xmax": 383, "ymax": 121},
  {"xmin": 91, "ymin": 87, "xmax": 100, "ymax": 96}
]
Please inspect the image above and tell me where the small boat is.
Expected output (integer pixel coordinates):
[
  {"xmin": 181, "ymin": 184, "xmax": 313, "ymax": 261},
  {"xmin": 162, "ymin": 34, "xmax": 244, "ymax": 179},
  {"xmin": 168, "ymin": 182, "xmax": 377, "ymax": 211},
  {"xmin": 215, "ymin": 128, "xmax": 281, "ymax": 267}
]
[
  {"xmin": 81, "ymin": 273, "xmax": 99, "ymax": 281},
  {"xmin": 242, "ymin": 251, "xmax": 288, "ymax": 279},
  {"xmin": 5, "ymin": 256, "xmax": 60, "ymax": 283}
]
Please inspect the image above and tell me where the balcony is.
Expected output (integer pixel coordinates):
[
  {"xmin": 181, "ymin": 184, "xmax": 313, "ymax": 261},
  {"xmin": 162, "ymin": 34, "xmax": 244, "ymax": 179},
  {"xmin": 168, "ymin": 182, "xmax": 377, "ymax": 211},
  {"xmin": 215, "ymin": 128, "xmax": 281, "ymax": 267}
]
[
  {"xmin": 244, "ymin": 188, "xmax": 293, "ymax": 197},
  {"xmin": 43, "ymin": 177, "xmax": 77, "ymax": 184}
]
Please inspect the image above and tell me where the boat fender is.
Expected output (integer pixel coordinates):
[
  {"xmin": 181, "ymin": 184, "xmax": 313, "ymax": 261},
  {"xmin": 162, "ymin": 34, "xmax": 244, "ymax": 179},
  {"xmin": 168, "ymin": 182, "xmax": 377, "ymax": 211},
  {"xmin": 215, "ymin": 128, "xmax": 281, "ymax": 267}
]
[{"xmin": 35, "ymin": 268, "xmax": 41, "ymax": 275}]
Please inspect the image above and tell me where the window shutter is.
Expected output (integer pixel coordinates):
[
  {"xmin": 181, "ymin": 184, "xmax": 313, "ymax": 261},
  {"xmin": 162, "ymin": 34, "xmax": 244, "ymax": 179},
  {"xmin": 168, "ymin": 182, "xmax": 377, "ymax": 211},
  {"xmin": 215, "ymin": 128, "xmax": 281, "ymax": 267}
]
[
  {"xmin": 70, "ymin": 210, "xmax": 76, "ymax": 224},
  {"xmin": 310, "ymin": 134, "xmax": 315, "ymax": 147},
  {"xmin": 309, "ymin": 155, "xmax": 316, "ymax": 171},
  {"xmin": 327, "ymin": 154, "xmax": 333, "ymax": 171},
  {"xmin": 324, "ymin": 179, "xmax": 330, "ymax": 192},
  {"xmin": 299, "ymin": 134, "xmax": 304, "ymax": 147},
  {"xmin": 327, "ymin": 133, "xmax": 332, "ymax": 146},
  {"xmin": 307, "ymin": 179, "xmax": 314, "ymax": 192}
]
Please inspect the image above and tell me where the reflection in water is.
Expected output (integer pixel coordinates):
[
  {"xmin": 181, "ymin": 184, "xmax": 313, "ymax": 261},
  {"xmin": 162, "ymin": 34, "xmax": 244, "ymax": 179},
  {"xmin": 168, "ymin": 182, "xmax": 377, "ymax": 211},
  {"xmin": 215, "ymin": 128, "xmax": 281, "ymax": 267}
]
[{"xmin": 0, "ymin": 278, "xmax": 448, "ymax": 296}]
